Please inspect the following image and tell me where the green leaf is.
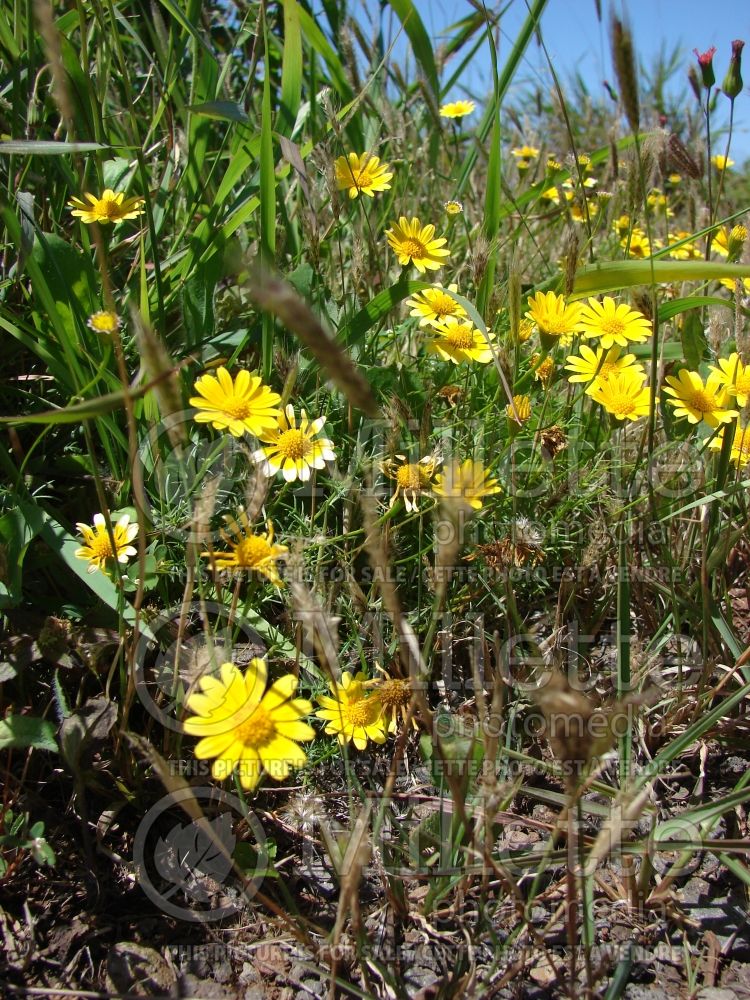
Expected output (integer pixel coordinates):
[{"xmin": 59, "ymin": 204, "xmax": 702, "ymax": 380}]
[
  {"xmin": 279, "ymin": 0, "xmax": 303, "ymax": 134},
  {"xmin": 0, "ymin": 507, "xmax": 44, "ymax": 608},
  {"xmin": 573, "ymin": 260, "xmax": 750, "ymax": 296},
  {"xmin": 0, "ymin": 140, "xmax": 110, "ymax": 155},
  {"xmin": 187, "ymin": 101, "xmax": 250, "ymax": 124},
  {"xmin": 0, "ymin": 715, "xmax": 58, "ymax": 752},
  {"xmin": 680, "ymin": 309, "xmax": 708, "ymax": 368},
  {"xmin": 338, "ymin": 278, "xmax": 429, "ymax": 348}
]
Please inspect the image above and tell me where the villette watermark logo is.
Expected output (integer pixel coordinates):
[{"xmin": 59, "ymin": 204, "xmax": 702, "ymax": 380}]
[{"xmin": 133, "ymin": 786, "xmax": 268, "ymax": 923}]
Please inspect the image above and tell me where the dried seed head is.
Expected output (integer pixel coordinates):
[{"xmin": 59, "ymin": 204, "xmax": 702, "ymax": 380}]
[
  {"xmin": 666, "ymin": 134, "xmax": 701, "ymax": 179},
  {"xmin": 611, "ymin": 15, "xmax": 640, "ymax": 132}
]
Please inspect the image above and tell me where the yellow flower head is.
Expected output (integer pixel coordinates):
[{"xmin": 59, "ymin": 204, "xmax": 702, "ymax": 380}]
[
  {"xmin": 667, "ymin": 232, "xmax": 701, "ymax": 260},
  {"xmin": 711, "ymin": 154, "xmax": 734, "ymax": 171},
  {"xmin": 426, "ymin": 316, "xmax": 494, "ymax": 364},
  {"xmin": 588, "ymin": 369, "xmax": 654, "ymax": 421},
  {"xmin": 74, "ymin": 512, "xmax": 138, "ymax": 575},
  {"xmin": 433, "ymin": 458, "xmax": 501, "ymax": 511},
  {"xmin": 203, "ymin": 514, "xmax": 287, "ymax": 585},
  {"xmin": 719, "ymin": 276, "xmax": 750, "ymax": 293},
  {"xmin": 506, "ymin": 394, "xmax": 532, "ymax": 429},
  {"xmin": 613, "ymin": 214, "xmax": 631, "ymax": 238},
  {"xmin": 382, "ymin": 454, "xmax": 440, "ymax": 512},
  {"xmin": 444, "ymin": 200, "xmax": 464, "ymax": 215},
  {"xmin": 406, "ymin": 283, "xmax": 466, "ymax": 326},
  {"xmin": 709, "ymin": 423, "xmax": 750, "ymax": 467},
  {"xmin": 512, "ymin": 145, "xmax": 540, "ymax": 160},
  {"xmin": 87, "ymin": 311, "xmax": 121, "ymax": 335},
  {"xmin": 565, "ymin": 344, "xmax": 643, "ymax": 386},
  {"xmin": 663, "ymin": 369, "xmax": 738, "ymax": 428},
  {"xmin": 439, "ymin": 99, "xmax": 476, "ymax": 119},
  {"xmin": 190, "ymin": 367, "xmax": 281, "ymax": 438},
  {"xmin": 621, "ymin": 228, "xmax": 652, "ymax": 258},
  {"xmin": 316, "ymin": 671, "xmax": 386, "ymax": 750},
  {"xmin": 333, "ymin": 151, "xmax": 393, "ymax": 199},
  {"xmin": 254, "ymin": 404, "xmax": 335, "ymax": 482},
  {"xmin": 711, "ymin": 353, "xmax": 750, "ymax": 407},
  {"xmin": 68, "ymin": 189, "xmax": 145, "ymax": 225},
  {"xmin": 576, "ymin": 296, "xmax": 652, "ymax": 349},
  {"xmin": 366, "ymin": 668, "xmax": 416, "ymax": 733},
  {"xmin": 183, "ymin": 659, "xmax": 314, "ymax": 791},
  {"xmin": 525, "ymin": 291, "xmax": 582, "ymax": 348},
  {"xmin": 386, "ymin": 217, "xmax": 451, "ymax": 272}
]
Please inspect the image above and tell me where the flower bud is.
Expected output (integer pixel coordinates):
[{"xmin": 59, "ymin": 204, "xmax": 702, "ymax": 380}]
[
  {"xmin": 693, "ymin": 46, "xmax": 716, "ymax": 89},
  {"xmin": 728, "ymin": 224, "xmax": 748, "ymax": 261},
  {"xmin": 722, "ymin": 39, "xmax": 744, "ymax": 101}
]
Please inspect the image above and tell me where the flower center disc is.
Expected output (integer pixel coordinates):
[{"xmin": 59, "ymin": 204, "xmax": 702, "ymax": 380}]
[
  {"xmin": 277, "ymin": 428, "xmax": 312, "ymax": 460},
  {"xmin": 396, "ymin": 464, "xmax": 425, "ymax": 490},
  {"xmin": 223, "ymin": 397, "xmax": 253, "ymax": 419},
  {"xmin": 380, "ymin": 679, "xmax": 410, "ymax": 710},
  {"xmin": 599, "ymin": 316, "xmax": 625, "ymax": 338},
  {"xmin": 91, "ymin": 535, "xmax": 114, "ymax": 560},
  {"xmin": 609, "ymin": 391, "xmax": 636, "ymax": 418},
  {"xmin": 235, "ymin": 536, "xmax": 271, "ymax": 566},
  {"xmin": 235, "ymin": 705, "xmax": 276, "ymax": 747},
  {"xmin": 345, "ymin": 698, "xmax": 377, "ymax": 727},
  {"xmin": 686, "ymin": 388, "xmax": 717, "ymax": 414},
  {"xmin": 446, "ymin": 326, "xmax": 475, "ymax": 350},
  {"xmin": 402, "ymin": 238, "xmax": 427, "ymax": 259}
]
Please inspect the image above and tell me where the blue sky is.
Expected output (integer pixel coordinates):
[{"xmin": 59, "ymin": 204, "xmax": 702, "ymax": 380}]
[{"xmin": 388, "ymin": 0, "xmax": 749, "ymax": 164}]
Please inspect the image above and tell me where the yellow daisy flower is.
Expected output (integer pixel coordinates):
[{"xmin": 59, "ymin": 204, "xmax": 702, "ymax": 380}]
[
  {"xmin": 386, "ymin": 217, "xmax": 451, "ymax": 272},
  {"xmin": 333, "ymin": 151, "xmax": 393, "ymax": 199},
  {"xmin": 405, "ymin": 283, "xmax": 466, "ymax": 326},
  {"xmin": 511, "ymin": 145, "xmax": 540, "ymax": 160},
  {"xmin": 68, "ymin": 189, "xmax": 145, "ymax": 225},
  {"xmin": 74, "ymin": 512, "xmax": 138, "ymax": 575},
  {"xmin": 711, "ymin": 353, "xmax": 750, "ymax": 406},
  {"xmin": 621, "ymin": 228, "xmax": 652, "ymax": 258},
  {"xmin": 564, "ymin": 344, "xmax": 643, "ymax": 386},
  {"xmin": 613, "ymin": 214, "xmax": 631, "ymax": 238},
  {"xmin": 433, "ymin": 458, "xmax": 501, "ymax": 511},
  {"xmin": 183, "ymin": 659, "xmax": 314, "ymax": 791},
  {"xmin": 711, "ymin": 154, "xmax": 734, "ymax": 171},
  {"xmin": 315, "ymin": 671, "xmax": 386, "ymax": 750},
  {"xmin": 663, "ymin": 369, "xmax": 738, "ymax": 428},
  {"xmin": 439, "ymin": 99, "xmax": 476, "ymax": 119},
  {"xmin": 667, "ymin": 232, "xmax": 701, "ymax": 260},
  {"xmin": 588, "ymin": 369, "xmax": 654, "ymax": 421},
  {"xmin": 576, "ymin": 297, "xmax": 652, "ymax": 349},
  {"xmin": 189, "ymin": 367, "xmax": 281, "ymax": 438},
  {"xmin": 525, "ymin": 291, "xmax": 582, "ymax": 349},
  {"xmin": 426, "ymin": 316, "xmax": 494, "ymax": 364},
  {"xmin": 87, "ymin": 311, "xmax": 121, "ymax": 334},
  {"xmin": 444, "ymin": 200, "xmax": 464, "ymax": 215},
  {"xmin": 203, "ymin": 514, "xmax": 287, "ymax": 585},
  {"xmin": 719, "ymin": 276, "xmax": 750, "ymax": 293},
  {"xmin": 709, "ymin": 423, "xmax": 750, "ymax": 467},
  {"xmin": 541, "ymin": 186, "xmax": 561, "ymax": 205},
  {"xmin": 382, "ymin": 454, "xmax": 440, "ymax": 512},
  {"xmin": 254, "ymin": 405, "xmax": 335, "ymax": 482}
]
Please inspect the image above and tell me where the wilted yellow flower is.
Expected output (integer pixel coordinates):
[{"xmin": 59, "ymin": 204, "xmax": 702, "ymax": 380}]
[
  {"xmin": 203, "ymin": 514, "xmax": 287, "ymax": 585},
  {"xmin": 367, "ymin": 668, "xmax": 416, "ymax": 733},
  {"xmin": 433, "ymin": 458, "xmax": 501, "ymax": 511},
  {"xmin": 183, "ymin": 659, "xmax": 314, "ymax": 791},
  {"xmin": 588, "ymin": 370, "xmax": 654, "ymax": 421},
  {"xmin": 334, "ymin": 151, "xmax": 393, "ymax": 199},
  {"xmin": 426, "ymin": 316, "xmax": 494, "ymax": 364},
  {"xmin": 316, "ymin": 671, "xmax": 385, "ymax": 750},
  {"xmin": 663, "ymin": 369, "xmax": 738, "ymax": 428},
  {"xmin": 190, "ymin": 367, "xmax": 281, "ymax": 438},
  {"xmin": 576, "ymin": 297, "xmax": 652, "ymax": 349},
  {"xmin": 74, "ymin": 513, "xmax": 138, "ymax": 575},
  {"xmin": 87, "ymin": 311, "xmax": 121, "ymax": 335},
  {"xmin": 532, "ymin": 355, "xmax": 555, "ymax": 387},
  {"xmin": 382, "ymin": 454, "xmax": 440, "ymax": 512},
  {"xmin": 439, "ymin": 99, "xmax": 476, "ymax": 119},
  {"xmin": 68, "ymin": 189, "xmax": 145, "ymax": 225},
  {"xmin": 386, "ymin": 217, "xmax": 451, "ymax": 272},
  {"xmin": 254, "ymin": 405, "xmax": 335, "ymax": 482},
  {"xmin": 406, "ymin": 283, "xmax": 466, "ymax": 326}
]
